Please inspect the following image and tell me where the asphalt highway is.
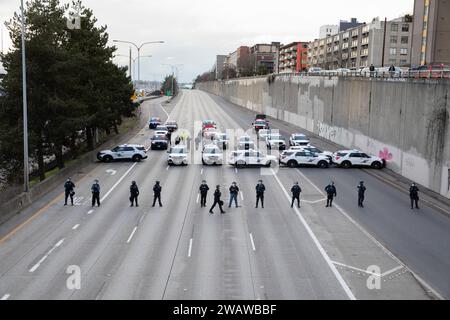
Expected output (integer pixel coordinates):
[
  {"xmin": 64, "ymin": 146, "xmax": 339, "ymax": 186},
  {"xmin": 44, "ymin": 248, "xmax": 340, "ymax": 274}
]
[{"xmin": 0, "ymin": 90, "xmax": 448, "ymax": 300}]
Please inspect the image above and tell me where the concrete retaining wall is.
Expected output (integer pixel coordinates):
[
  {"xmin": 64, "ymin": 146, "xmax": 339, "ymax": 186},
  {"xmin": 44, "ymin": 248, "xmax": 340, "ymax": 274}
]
[{"xmin": 198, "ymin": 75, "xmax": 450, "ymax": 198}]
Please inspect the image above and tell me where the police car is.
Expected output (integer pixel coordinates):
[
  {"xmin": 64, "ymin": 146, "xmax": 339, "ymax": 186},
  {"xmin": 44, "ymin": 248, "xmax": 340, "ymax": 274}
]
[
  {"xmin": 266, "ymin": 134, "xmax": 287, "ymax": 150},
  {"xmin": 150, "ymin": 134, "xmax": 169, "ymax": 150},
  {"xmin": 149, "ymin": 117, "xmax": 161, "ymax": 129},
  {"xmin": 167, "ymin": 146, "xmax": 188, "ymax": 166},
  {"xmin": 253, "ymin": 119, "xmax": 269, "ymax": 131},
  {"xmin": 202, "ymin": 144, "xmax": 223, "ymax": 165},
  {"xmin": 258, "ymin": 129, "xmax": 272, "ymax": 140},
  {"xmin": 279, "ymin": 149, "xmax": 330, "ymax": 168},
  {"xmin": 228, "ymin": 149, "xmax": 278, "ymax": 167},
  {"xmin": 165, "ymin": 121, "xmax": 178, "ymax": 132},
  {"xmin": 154, "ymin": 125, "xmax": 169, "ymax": 135},
  {"xmin": 332, "ymin": 149, "xmax": 385, "ymax": 169},
  {"xmin": 288, "ymin": 145, "xmax": 333, "ymax": 161},
  {"xmin": 97, "ymin": 144, "xmax": 147, "ymax": 162},
  {"xmin": 237, "ymin": 136, "xmax": 256, "ymax": 150},
  {"xmin": 289, "ymin": 134, "xmax": 310, "ymax": 147}
]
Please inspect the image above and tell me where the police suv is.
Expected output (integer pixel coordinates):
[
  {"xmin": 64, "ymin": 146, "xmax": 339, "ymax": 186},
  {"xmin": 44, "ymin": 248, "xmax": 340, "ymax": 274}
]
[
  {"xmin": 167, "ymin": 146, "xmax": 188, "ymax": 166},
  {"xmin": 228, "ymin": 150, "xmax": 277, "ymax": 167},
  {"xmin": 332, "ymin": 149, "xmax": 385, "ymax": 169},
  {"xmin": 202, "ymin": 144, "xmax": 223, "ymax": 165},
  {"xmin": 97, "ymin": 144, "xmax": 147, "ymax": 162},
  {"xmin": 279, "ymin": 149, "xmax": 331, "ymax": 168},
  {"xmin": 266, "ymin": 134, "xmax": 287, "ymax": 150}
]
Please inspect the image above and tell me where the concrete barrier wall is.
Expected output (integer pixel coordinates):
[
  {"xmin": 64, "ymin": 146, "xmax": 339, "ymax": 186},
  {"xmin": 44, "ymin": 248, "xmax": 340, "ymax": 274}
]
[{"xmin": 198, "ymin": 75, "xmax": 450, "ymax": 198}]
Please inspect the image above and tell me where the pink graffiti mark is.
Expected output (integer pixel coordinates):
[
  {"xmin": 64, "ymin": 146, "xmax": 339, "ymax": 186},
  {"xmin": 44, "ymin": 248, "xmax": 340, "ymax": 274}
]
[{"xmin": 379, "ymin": 148, "xmax": 393, "ymax": 161}]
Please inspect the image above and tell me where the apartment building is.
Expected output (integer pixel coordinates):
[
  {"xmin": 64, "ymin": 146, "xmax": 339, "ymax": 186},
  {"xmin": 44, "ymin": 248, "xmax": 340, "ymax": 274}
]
[
  {"xmin": 278, "ymin": 42, "xmax": 309, "ymax": 73},
  {"xmin": 215, "ymin": 55, "xmax": 227, "ymax": 79},
  {"xmin": 226, "ymin": 46, "xmax": 251, "ymax": 76},
  {"xmin": 411, "ymin": 0, "xmax": 450, "ymax": 66},
  {"xmin": 308, "ymin": 16, "xmax": 413, "ymax": 69},
  {"xmin": 250, "ymin": 42, "xmax": 280, "ymax": 74},
  {"xmin": 320, "ymin": 25, "xmax": 339, "ymax": 38}
]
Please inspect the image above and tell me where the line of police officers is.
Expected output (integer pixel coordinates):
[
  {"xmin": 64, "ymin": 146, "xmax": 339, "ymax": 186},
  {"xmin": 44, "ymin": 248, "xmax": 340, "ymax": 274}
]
[{"xmin": 63, "ymin": 178, "xmax": 421, "ymax": 211}]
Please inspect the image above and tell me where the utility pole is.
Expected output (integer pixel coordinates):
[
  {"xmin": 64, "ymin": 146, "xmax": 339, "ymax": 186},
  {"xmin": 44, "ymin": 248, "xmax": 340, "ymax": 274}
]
[
  {"xmin": 129, "ymin": 47, "xmax": 132, "ymax": 79},
  {"xmin": 381, "ymin": 17, "xmax": 387, "ymax": 67},
  {"xmin": 20, "ymin": 0, "xmax": 29, "ymax": 192}
]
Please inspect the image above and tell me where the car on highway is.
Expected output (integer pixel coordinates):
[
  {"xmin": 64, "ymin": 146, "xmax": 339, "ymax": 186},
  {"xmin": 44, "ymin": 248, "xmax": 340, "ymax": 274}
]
[
  {"xmin": 154, "ymin": 125, "xmax": 169, "ymax": 135},
  {"xmin": 332, "ymin": 149, "xmax": 385, "ymax": 169},
  {"xmin": 202, "ymin": 120, "xmax": 217, "ymax": 130},
  {"xmin": 253, "ymin": 119, "xmax": 269, "ymax": 131},
  {"xmin": 167, "ymin": 146, "xmax": 188, "ymax": 166},
  {"xmin": 202, "ymin": 144, "xmax": 223, "ymax": 165},
  {"xmin": 213, "ymin": 132, "xmax": 229, "ymax": 150},
  {"xmin": 237, "ymin": 136, "xmax": 256, "ymax": 150},
  {"xmin": 288, "ymin": 145, "xmax": 333, "ymax": 161},
  {"xmin": 257, "ymin": 129, "xmax": 272, "ymax": 140},
  {"xmin": 97, "ymin": 144, "xmax": 147, "ymax": 162},
  {"xmin": 165, "ymin": 121, "xmax": 178, "ymax": 132},
  {"xmin": 289, "ymin": 133, "xmax": 310, "ymax": 147},
  {"xmin": 307, "ymin": 67, "xmax": 322, "ymax": 74},
  {"xmin": 266, "ymin": 133, "xmax": 287, "ymax": 150},
  {"xmin": 149, "ymin": 117, "xmax": 162, "ymax": 129},
  {"xmin": 203, "ymin": 127, "xmax": 219, "ymax": 139},
  {"xmin": 228, "ymin": 149, "xmax": 278, "ymax": 167},
  {"xmin": 410, "ymin": 64, "xmax": 450, "ymax": 79},
  {"xmin": 279, "ymin": 149, "xmax": 330, "ymax": 168},
  {"xmin": 150, "ymin": 134, "xmax": 169, "ymax": 150}
]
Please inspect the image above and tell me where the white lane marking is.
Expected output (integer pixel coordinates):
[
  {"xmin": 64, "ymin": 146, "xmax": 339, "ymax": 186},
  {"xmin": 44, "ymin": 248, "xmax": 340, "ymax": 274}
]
[
  {"xmin": 270, "ymin": 169, "xmax": 356, "ymax": 300},
  {"xmin": 295, "ymin": 169, "xmax": 444, "ymax": 300},
  {"xmin": 106, "ymin": 169, "xmax": 117, "ymax": 176},
  {"xmin": 200, "ymin": 168, "xmax": 204, "ymax": 175},
  {"xmin": 188, "ymin": 238, "xmax": 193, "ymax": 257},
  {"xmin": 331, "ymin": 260, "xmax": 381, "ymax": 276},
  {"xmin": 235, "ymin": 167, "xmax": 238, "ymax": 174},
  {"xmin": 196, "ymin": 193, "xmax": 200, "ymax": 203},
  {"xmin": 249, "ymin": 233, "xmax": 256, "ymax": 251},
  {"xmin": 160, "ymin": 104, "xmax": 170, "ymax": 118},
  {"xmin": 87, "ymin": 210, "xmax": 94, "ymax": 215},
  {"xmin": 166, "ymin": 165, "xmax": 170, "ymax": 171},
  {"xmin": 72, "ymin": 224, "xmax": 80, "ymax": 230},
  {"xmin": 295, "ymin": 169, "xmax": 326, "ymax": 196},
  {"xmin": 1, "ymin": 294, "xmax": 10, "ymax": 300},
  {"xmin": 126, "ymin": 227, "xmax": 138, "ymax": 244},
  {"xmin": 240, "ymin": 191, "xmax": 244, "ymax": 201},
  {"xmin": 29, "ymin": 239, "xmax": 65, "ymax": 273},
  {"xmin": 302, "ymin": 198, "xmax": 327, "ymax": 204},
  {"xmin": 101, "ymin": 163, "xmax": 138, "ymax": 202}
]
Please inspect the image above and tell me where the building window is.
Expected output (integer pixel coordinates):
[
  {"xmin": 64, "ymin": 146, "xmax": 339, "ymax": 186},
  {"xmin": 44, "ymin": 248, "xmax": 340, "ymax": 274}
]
[
  {"xmin": 400, "ymin": 48, "xmax": 408, "ymax": 55},
  {"xmin": 400, "ymin": 59, "xmax": 408, "ymax": 65},
  {"xmin": 390, "ymin": 48, "xmax": 397, "ymax": 55},
  {"xmin": 401, "ymin": 36, "xmax": 409, "ymax": 44},
  {"xmin": 402, "ymin": 24, "xmax": 409, "ymax": 32},
  {"xmin": 390, "ymin": 36, "xmax": 397, "ymax": 44},
  {"xmin": 391, "ymin": 24, "xmax": 398, "ymax": 32},
  {"xmin": 389, "ymin": 59, "xmax": 397, "ymax": 65}
]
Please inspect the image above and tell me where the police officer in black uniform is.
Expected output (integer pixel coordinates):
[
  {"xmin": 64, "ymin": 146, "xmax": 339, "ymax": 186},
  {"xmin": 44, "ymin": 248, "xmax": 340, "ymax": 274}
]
[
  {"xmin": 209, "ymin": 185, "xmax": 225, "ymax": 214},
  {"xmin": 64, "ymin": 178, "xmax": 75, "ymax": 206},
  {"xmin": 410, "ymin": 183, "xmax": 420, "ymax": 210},
  {"xmin": 152, "ymin": 181, "xmax": 163, "ymax": 207},
  {"xmin": 291, "ymin": 182, "xmax": 302, "ymax": 208},
  {"xmin": 255, "ymin": 180, "xmax": 266, "ymax": 208},
  {"xmin": 325, "ymin": 182, "xmax": 337, "ymax": 207},
  {"xmin": 130, "ymin": 181, "xmax": 140, "ymax": 207},
  {"xmin": 229, "ymin": 182, "xmax": 240, "ymax": 208},
  {"xmin": 357, "ymin": 181, "xmax": 366, "ymax": 208},
  {"xmin": 91, "ymin": 179, "xmax": 101, "ymax": 207},
  {"xmin": 199, "ymin": 180, "xmax": 209, "ymax": 208}
]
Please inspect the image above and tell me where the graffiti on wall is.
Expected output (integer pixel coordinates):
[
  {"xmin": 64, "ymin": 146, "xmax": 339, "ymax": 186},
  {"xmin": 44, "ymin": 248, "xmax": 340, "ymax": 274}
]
[
  {"xmin": 318, "ymin": 122, "xmax": 337, "ymax": 140},
  {"xmin": 378, "ymin": 148, "xmax": 393, "ymax": 161}
]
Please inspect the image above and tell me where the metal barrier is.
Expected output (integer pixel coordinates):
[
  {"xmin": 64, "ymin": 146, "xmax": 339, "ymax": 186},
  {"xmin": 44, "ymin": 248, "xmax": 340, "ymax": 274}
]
[{"xmin": 277, "ymin": 70, "xmax": 450, "ymax": 79}]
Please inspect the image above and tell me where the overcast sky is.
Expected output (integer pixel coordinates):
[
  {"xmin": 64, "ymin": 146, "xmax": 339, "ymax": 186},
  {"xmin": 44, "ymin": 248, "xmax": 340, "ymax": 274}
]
[{"xmin": 1, "ymin": 0, "xmax": 413, "ymax": 82}]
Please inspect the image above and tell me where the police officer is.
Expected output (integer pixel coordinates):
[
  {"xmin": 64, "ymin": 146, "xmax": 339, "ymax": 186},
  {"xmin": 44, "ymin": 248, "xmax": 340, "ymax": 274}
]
[
  {"xmin": 410, "ymin": 183, "xmax": 420, "ymax": 210},
  {"xmin": 91, "ymin": 179, "xmax": 101, "ymax": 207},
  {"xmin": 325, "ymin": 182, "xmax": 337, "ymax": 207},
  {"xmin": 291, "ymin": 182, "xmax": 302, "ymax": 208},
  {"xmin": 64, "ymin": 178, "xmax": 75, "ymax": 206},
  {"xmin": 209, "ymin": 185, "xmax": 225, "ymax": 214},
  {"xmin": 152, "ymin": 181, "xmax": 163, "ymax": 207},
  {"xmin": 130, "ymin": 181, "xmax": 140, "ymax": 207},
  {"xmin": 229, "ymin": 182, "xmax": 240, "ymax": 208},
  {"xmin": 357, "ymin": 181, "xmax": 366, "ymax": 208},
  {"xmin": 255, "ymin": 180, "xmax": 266, "ymax": 208},
  {"xmin": 199, "ymin": 180, "xmax": 209, "ymax": 207}
]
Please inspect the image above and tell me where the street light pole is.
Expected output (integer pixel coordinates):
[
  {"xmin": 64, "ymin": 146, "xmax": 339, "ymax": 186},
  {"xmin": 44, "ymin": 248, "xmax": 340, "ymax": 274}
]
[
  {"xmin": 113, "ymin": 40, "xmax": 164, "ymax": 82},
  {"xmin": 20, "ymin": 0, "xmax": 29, "ymax": 192}
]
